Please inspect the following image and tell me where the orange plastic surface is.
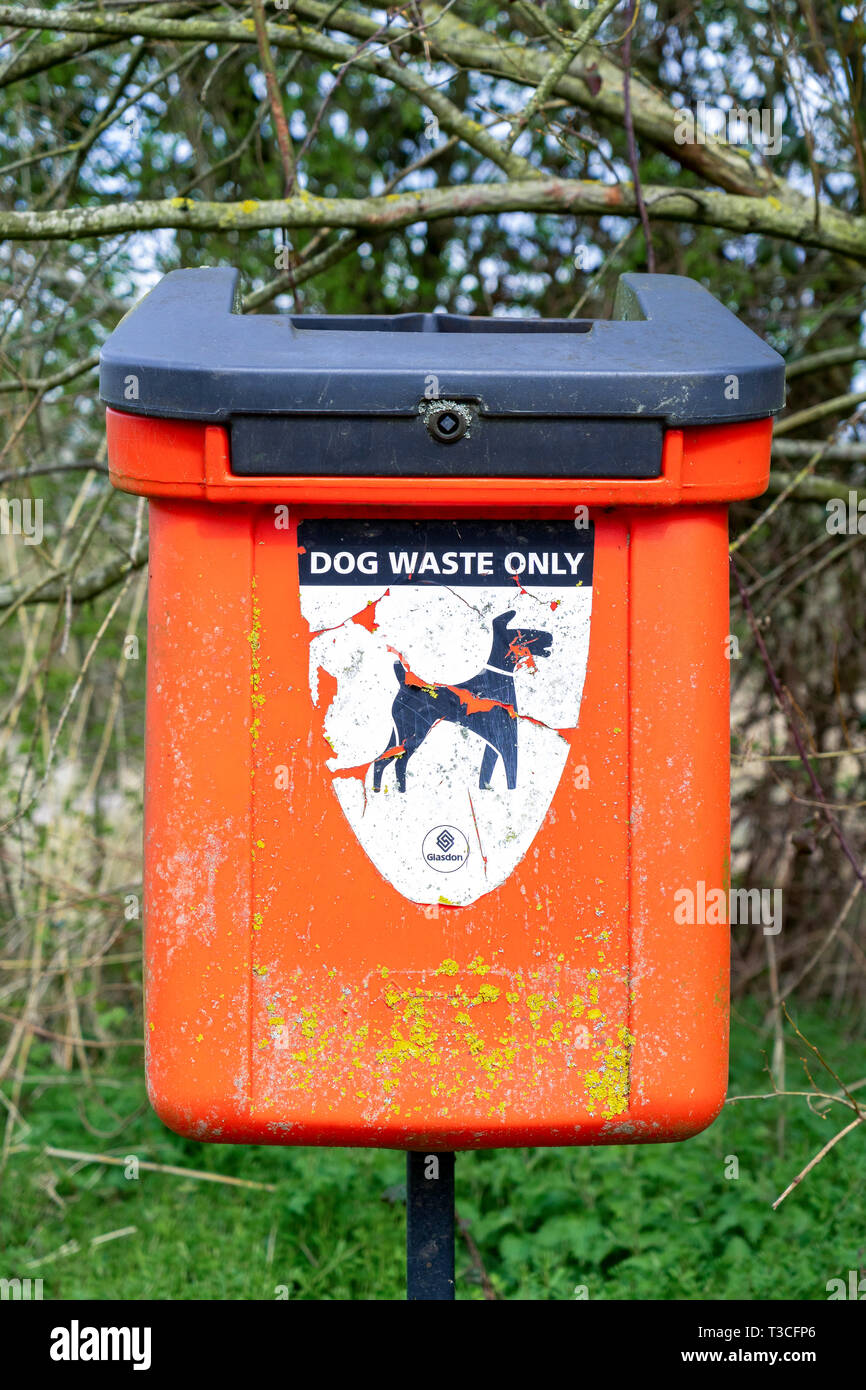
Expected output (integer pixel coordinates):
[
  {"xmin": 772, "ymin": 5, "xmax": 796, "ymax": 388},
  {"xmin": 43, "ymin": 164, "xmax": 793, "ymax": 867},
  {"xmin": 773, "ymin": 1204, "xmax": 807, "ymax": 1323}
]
[
  {"xmin": 107, "ymin": 408, "xmax": 768, "ymax": 1147},
  {"xmin": 107, "ymin": 408, "xmax": 772, "ymax": 508},
  {"xmin": 136, "ymin": 498, "xmax": 734, "ymax": 1149}
]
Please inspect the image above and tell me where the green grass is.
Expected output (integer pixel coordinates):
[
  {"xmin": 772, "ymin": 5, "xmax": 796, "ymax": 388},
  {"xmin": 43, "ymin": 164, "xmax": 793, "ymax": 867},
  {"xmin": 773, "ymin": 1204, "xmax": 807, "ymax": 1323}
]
[{"xmin": 2, "ymin": 1005, "xmax": 864, "ymax": 1300}]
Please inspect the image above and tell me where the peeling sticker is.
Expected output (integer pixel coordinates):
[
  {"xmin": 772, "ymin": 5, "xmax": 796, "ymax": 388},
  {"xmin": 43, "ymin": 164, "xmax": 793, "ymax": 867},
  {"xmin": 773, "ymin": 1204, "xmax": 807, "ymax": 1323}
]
[{"xmin": 298, "ymin": 520, "xmax": 594, "ymax": 906}]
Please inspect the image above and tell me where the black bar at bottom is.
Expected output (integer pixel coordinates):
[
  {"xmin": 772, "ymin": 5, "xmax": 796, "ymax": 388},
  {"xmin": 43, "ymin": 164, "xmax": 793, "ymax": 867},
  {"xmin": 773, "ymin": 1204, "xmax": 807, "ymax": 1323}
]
[{"xmin": 406, "ymin": 1151, "xmax": 455, "ymax": 1301}]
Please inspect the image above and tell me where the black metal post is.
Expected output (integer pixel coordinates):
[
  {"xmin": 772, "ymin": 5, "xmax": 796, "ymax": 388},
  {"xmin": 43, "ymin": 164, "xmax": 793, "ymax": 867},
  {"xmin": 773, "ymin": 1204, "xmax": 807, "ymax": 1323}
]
[{"xmin": 406, "ymin": 1151, "xmax": 455, "ymax": 1300}]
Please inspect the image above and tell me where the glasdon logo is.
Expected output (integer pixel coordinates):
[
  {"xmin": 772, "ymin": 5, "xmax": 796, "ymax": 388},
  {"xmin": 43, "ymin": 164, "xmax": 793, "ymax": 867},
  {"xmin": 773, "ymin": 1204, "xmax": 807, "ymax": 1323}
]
[
  {"xmin": 49, "ymin": 1320, "xmax": 152, "ymax": 1371},
  {"xmin": 422, "ymin": 826, "xmax": 469, "ymax": 872}
]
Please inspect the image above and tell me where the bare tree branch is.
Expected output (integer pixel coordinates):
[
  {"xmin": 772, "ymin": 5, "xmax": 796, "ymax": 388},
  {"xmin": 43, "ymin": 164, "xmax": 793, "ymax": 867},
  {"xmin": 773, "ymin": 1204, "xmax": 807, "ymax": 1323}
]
[
  {"xmin": 251, "ymin": 0, "xmax": 297, "ymax": 195},
  {"xmin": 0, "ymin": 543, "xmax": 147, "ymax": 612},
  {"xmin": 0, "ymin": 4, "xmax": 539, "ymax": 182},
  {"xmin": 505, "ymin": 0, "xmax": 622, "ymax": 151}
]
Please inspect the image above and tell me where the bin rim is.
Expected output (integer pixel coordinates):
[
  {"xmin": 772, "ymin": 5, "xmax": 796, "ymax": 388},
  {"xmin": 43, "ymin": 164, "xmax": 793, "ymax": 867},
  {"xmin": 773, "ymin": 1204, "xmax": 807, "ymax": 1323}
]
[{"xmin": 99, "ymin": 268, "xmax": 785, "ymax": 428}]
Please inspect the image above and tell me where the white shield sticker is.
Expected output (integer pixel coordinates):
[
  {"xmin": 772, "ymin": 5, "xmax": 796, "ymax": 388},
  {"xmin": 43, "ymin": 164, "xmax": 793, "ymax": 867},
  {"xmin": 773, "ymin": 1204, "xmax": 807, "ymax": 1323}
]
[{"xmin": 299, "ymin": 520, "xmax": 594, "ymax": 906}]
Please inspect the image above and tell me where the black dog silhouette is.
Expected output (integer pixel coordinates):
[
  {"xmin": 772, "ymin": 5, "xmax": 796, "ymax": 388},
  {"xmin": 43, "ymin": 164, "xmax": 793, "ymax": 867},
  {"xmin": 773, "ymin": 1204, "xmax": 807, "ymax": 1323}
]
[{"xmin": 372, "ymin": 609, "xmax": 553, "ymax": 793}]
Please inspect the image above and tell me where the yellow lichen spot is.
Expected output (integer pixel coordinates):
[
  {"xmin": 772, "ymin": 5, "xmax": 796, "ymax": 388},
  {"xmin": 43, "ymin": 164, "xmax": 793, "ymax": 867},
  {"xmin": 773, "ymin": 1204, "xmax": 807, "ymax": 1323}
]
[
  {"xmin": 467, "ymin": 955, "xmax": 489, "ymax": 976},
  {"xmin": 252, "ymin": 912, "xmax": 264, "ymax": 932},
  {"xmin": 585, "ymin": 1026, "xmax": 635, "ymax": 1118},
  {"xmin": 435, "ymin": 958, "xmax": 459, "ymax": 976},
  {"xmin": 476, "ymin": 983, "xmax": 500, "ymax": 1003}
]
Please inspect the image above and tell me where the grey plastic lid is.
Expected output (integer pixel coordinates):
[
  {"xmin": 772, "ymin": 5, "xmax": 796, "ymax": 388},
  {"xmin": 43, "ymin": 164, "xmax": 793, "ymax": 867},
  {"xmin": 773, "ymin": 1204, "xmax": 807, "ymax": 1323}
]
[{"xmin": 100, "ymin": 267, "xmax": 784, "ymax": 427}]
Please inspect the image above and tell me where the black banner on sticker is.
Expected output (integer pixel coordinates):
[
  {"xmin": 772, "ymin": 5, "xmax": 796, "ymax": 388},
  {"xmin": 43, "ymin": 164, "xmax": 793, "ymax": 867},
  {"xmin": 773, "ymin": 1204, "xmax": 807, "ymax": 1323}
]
[{"xmin": 296, "ymin": 519, "xmax": 594, "ymax": 588}]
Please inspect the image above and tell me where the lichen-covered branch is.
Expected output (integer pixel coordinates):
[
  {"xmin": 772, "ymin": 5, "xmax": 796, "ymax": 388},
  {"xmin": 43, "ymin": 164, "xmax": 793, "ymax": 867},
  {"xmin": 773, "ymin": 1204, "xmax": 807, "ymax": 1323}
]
[
  {"xmin": 1, "ymin": 179, "xmax": 863, "ymax": 259},
  {"xmin": 410, "ymin": 4, "xmax": 782, "ymax": 199},
  {"xmin": 0, "ymin": 0, "xmax": 223, "ymax": 89}
]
